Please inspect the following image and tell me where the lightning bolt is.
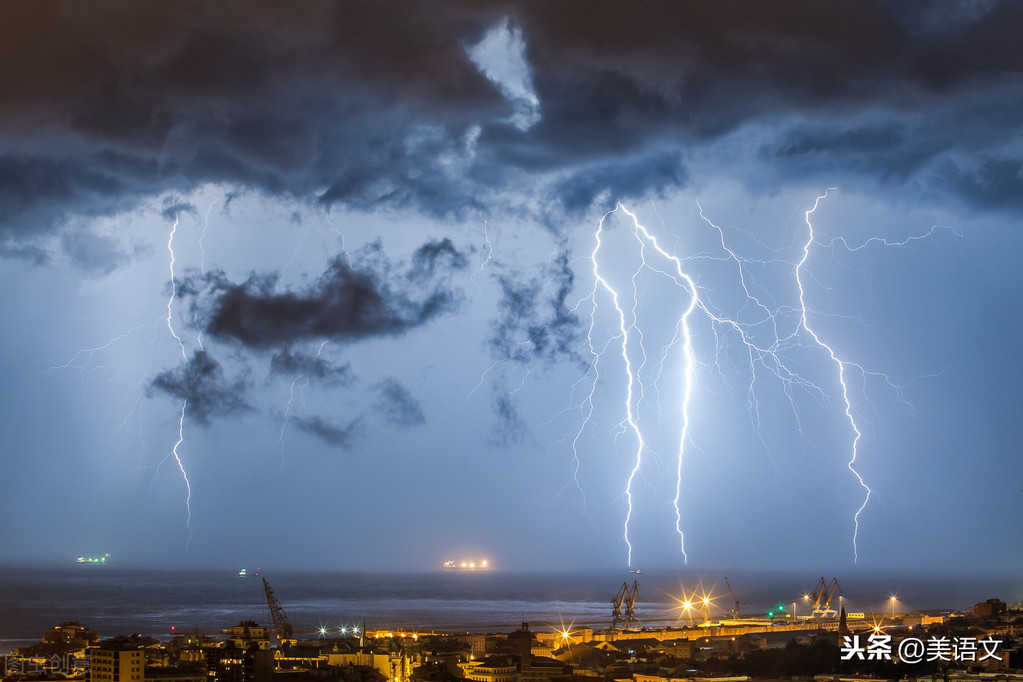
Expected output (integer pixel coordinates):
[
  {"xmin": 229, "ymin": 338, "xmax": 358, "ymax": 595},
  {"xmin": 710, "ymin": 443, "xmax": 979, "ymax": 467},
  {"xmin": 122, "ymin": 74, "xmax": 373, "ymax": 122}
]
[
  {"xmin": 574, "ymin": 192, "xmax": 949, "ymax": 566},
  {"xmin": 166, "ymin": 214, "xmax": 188, "ymax": 363},
  {"xmin": 795, "ymin": 189, "xmax": 869, "ymax": 561},
  {"xmin": 199, "ymin": 198, "xmax": 216, "ymax": 276},
  {"xmin": 274, "ymin": 340, "xmax": 328, "ymax": 468},
  {"xmin": 470, "ymin": 213, "xmax": 494, "ymax": 294},
  {"xmin": 326, "ymin": 210, "xmax": 354, "ymax": 269},
  {"xmin": 275, "ymin": 374, "xmax": 307, "ymax": 472},
  {"xmin": 586, "ymin": 208, "xmax": 647, "ymax": 566},
  {"xmin": 156, "ymin": 210, "xmax": 194, "ymax": 545}
]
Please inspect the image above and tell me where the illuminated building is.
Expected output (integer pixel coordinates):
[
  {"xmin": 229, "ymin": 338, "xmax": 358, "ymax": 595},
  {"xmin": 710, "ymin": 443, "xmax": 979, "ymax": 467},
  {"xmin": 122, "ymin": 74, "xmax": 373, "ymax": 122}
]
[
  {"xmin": 90, "ymin": 640, "xmax": 145, "ymax": 682},
  {"xmin": 43, "ymin": 621, "xmax": 100, "ymax": 650},
  {"xmin": 205, "ymin": 645, "xmax": 272, "ymax": 682},
  {"xmin": 460, "ymin": 656, "xmax": 517, "ymax": 682},
  {"xmin": 225, "ymin": 622, "xmax": 270, "ymax": 651}
]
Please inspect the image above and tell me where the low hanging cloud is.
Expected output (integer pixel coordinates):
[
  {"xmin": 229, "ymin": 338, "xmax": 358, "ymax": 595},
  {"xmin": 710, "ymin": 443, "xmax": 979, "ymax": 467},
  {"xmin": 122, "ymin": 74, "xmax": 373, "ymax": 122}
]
[
  {"xmin": 193, "ymin": 239, "xmax": 468, "ymax": 350},
  {"xmin": 149, "ymin": 350, "xmax": 250, "ymax": 424},
  {"xmin": 375, "ymin": 378, "xmax": 426, "ymax": 427},
  {"xmin": 292, "ymin": 415, "xmax": 359, "ymax": 447},
  {"xmin": 489, "ymin": 252, "xmax": 580, "ymax": 364},
  {"xmin": 269, "ymin": 348, "xmax": 354, "ymax": 385}
]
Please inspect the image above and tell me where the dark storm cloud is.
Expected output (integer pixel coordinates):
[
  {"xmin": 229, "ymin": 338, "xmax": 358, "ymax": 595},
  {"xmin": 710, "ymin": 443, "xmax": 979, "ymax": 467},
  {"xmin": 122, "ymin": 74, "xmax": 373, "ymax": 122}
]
[
  {"xmin": 0, "ymin": 1, "xmax": 503, "ymax": 244},
  {"xmin": 2, "ymin": 0, "xmax": 1023, "ymax": 252},
  {"xmin": 489, "ymin": 253, "xmax": 580, "ymax": 364},
  {"xmin": 269, "ymin": 348, "xmax": 354, "ymax": 385},
  {"xmin": 375, "ymin": 378, "xmax": 426, "ymax": 427},
  {"xmin": 160, "ymin": 199, "xmax": 196, "ymax": 222},
  {"xmin": 149, "ymin": 350, "xmax": 250, "ymax": 424},
  {"xmin": 552, "ymin": 152, "xmax": 688, "ymax": 214},
  {"xmin": 199, "ymin": 240, "xmax": 466, "ymax": 349},
  {"xmin": 292, "ymin": 415, "xmax": 358, "ymax": 447},
  {"xmin": 490, "ymin": 393, "xmax": 530, "ymax": 447},
  {"xmin": 934, "ymin": 156, "xmax": 1023, "ymax": 210},
  {"xmin": 408, "ymin": 238, "xmax": 470, "ymax": 280}
]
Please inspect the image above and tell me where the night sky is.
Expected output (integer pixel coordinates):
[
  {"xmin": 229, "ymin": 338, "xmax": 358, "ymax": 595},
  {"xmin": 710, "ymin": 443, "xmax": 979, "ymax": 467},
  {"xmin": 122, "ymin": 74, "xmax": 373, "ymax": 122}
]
[{"xmin": 2, "ymin": 1, "xmax": 1021, "ymax": 573}]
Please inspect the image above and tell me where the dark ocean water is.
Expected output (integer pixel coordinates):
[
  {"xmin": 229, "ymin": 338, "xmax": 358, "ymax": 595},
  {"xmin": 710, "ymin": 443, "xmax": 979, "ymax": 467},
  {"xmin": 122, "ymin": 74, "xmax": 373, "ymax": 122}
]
[{"xmin": 1, "ymin": 565, "xmax": 1019, "ymax": 654}]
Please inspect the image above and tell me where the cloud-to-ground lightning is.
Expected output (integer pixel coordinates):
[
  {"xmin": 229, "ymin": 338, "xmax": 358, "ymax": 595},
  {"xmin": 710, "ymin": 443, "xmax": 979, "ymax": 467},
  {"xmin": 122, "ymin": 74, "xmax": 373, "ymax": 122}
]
[
  {"xmin": 795, "ymin": 190, "xmax": 869, "ymax": 561},
  {"xmin": 585, "ymin": 207, "xmax": 649, "ymax": 566},
  {"xmin": 155, "ymin": 210, "xmax": 194, "ymax": 545},
  {"xmin": 571, "ymin": 191, "xmax": 951, "ymax": 566}
]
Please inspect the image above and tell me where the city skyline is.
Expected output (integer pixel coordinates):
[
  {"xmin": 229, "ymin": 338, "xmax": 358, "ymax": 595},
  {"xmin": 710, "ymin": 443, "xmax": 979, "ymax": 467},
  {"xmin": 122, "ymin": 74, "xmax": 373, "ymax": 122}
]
[{"xmin": 1, "ymin": 1, "xmax": 1022, "ymax": 572}]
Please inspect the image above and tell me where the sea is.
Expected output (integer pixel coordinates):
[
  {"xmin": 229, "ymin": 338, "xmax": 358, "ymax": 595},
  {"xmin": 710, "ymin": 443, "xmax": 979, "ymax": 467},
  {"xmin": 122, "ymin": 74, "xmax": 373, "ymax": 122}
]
[{"xmin": 1, "ymin": 565, "xmax": 1019, "ymax": 655}]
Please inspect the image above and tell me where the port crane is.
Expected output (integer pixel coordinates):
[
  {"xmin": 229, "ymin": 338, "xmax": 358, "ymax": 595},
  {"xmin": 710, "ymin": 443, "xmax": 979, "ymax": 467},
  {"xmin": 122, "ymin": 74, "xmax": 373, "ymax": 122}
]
[
  {"xmin": 263, "ymin": 577, "xmax": 294, "ymax": 645},
  {"xmin": 610, "ymin": 581, "xmax": 640, "ymax": 631},
  {"xmin": 809, "ymin": 577, "xmax": 843, "ymax": 617},
  {"xmin": 723, "ymin": 577, "xmax": 740, "ymax": 619}
]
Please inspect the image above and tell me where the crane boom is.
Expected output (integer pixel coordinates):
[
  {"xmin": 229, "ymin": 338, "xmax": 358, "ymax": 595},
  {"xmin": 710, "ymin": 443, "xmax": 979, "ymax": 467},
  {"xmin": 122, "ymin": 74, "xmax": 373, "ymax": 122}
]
[
  {"xmin": 809, "ymin": 576, "xmax": 842, "ymax": 617},
  {"xmin": 610, "ymin": 581, "xmax": 641, "ymax": 630},
  {"xmin": 723, "ymin": 577, "xmax": 740, "ymax": 619},
  {"xmin": 263, "ymin": 577, "xmax": 293, "ymax": 643}
]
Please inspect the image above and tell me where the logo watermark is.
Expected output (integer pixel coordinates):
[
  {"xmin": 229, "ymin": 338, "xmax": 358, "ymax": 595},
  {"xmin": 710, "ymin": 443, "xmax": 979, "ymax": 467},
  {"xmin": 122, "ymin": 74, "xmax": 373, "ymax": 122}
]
[
  {"xmin": 2, "ymin": 653, "xmax": 88, "ymax": 675},
  {"xmin": 841, "ymin": 634, "xmax": 1003, "ymax": 664}
]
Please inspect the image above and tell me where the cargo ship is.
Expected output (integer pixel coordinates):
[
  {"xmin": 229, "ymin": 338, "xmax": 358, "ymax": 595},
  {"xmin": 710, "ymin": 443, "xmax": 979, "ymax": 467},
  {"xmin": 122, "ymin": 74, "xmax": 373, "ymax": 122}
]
[
  {"xmin": 443, "ymin": 559, "xmax": 490, "ymax": 570},
  {"xmin": 76, "ymin": 554, "xmax": 110, "ymax": 564}
]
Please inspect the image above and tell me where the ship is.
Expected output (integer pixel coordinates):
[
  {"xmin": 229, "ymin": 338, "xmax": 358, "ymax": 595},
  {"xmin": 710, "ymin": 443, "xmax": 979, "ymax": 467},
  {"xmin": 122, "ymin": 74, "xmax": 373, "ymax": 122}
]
[
  {"xmin": 442, "ymin": 559, "xmax": 490, "ymax": 570},
  {"xmin": 238, "ymin": 568, "xmax": 260, "ymax": 577},
  {"xmin": 76, "ymin": 554, "xmax": 110, "ymax": 564}
]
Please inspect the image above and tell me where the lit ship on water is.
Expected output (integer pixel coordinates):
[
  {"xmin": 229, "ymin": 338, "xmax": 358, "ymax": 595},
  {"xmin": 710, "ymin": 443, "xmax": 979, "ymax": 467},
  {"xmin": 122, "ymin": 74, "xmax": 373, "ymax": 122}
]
[
  {"xmin": 443, "ymin": 559, "xmax": 490, "ymax": 570},
  {"xmin": 76, "ymin": 554, "xmax": 110, "ymax": 564}
]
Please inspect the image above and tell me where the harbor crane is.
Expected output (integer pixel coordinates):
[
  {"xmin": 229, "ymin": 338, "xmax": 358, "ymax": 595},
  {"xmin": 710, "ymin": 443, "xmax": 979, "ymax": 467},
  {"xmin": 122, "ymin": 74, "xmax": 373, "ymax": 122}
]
[
  {"xmin": 610, "ymin": 581, "xmax": 640, "ymax": 631},
  {"xmin": 723, "ymin": 577, "xmax": 740, "ymax": 619},
  {"xmin": 263, "ymin": 577, "xmax": 294, "ymax": 645},
  {"xmin": 809, "ymin": 577, "xmax": 843, "ymax": 617}
]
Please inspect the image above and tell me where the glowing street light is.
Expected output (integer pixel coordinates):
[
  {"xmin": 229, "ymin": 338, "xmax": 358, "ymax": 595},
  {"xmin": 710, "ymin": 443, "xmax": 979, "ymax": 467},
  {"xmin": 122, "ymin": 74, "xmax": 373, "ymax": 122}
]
[{"xmin": 890, "ymin": 595, "xmax": 897, "ymax": 619}]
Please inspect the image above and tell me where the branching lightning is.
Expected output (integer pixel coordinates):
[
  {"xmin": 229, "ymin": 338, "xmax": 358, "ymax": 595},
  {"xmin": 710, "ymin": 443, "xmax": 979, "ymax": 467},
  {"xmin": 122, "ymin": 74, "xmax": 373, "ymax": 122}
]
[
  {"xmin": 795, "ymin": 190, "xmax": 868, "ymax": 561},
  {"xmin": 274, "ymin": 340, "xmax": 328, "ymax": 467},
  {"xmin": 166, "ymin": 215, "xmax": 188, "ymax": 363},
  {"xmin": 571, "ymin": 191, "xmax": 951, "ymax": 566},
  {"xmin": 156, "ymin": 211, "xmax": 194, "ymax": 544},
  {"xmin": 275, "ymin": 375, "xmax": 308, "ymax": 473}
]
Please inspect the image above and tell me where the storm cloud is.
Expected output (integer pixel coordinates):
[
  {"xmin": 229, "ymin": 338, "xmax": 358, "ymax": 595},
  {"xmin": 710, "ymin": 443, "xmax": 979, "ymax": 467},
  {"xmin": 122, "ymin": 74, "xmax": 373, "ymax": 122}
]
[
  {"xmin": 489, "ymin": 252, "xmax": 580, "ymax": 364},
  {"xmin": 292, "ymin": 415, "xmax": 359, "ymax": 447},
  {"xmin": 197, "ymin": 239, "xmax": 467, "ymax": 349},
  {"xmin": 269, "ymin": 348, "xmax": 354, "ymax": 385},
  {"xmin": 3, "ymin": 0, "xmax": 1023, "ymax": 255},
  {"xmin": 149, "ymin": 350, "xmax": 250, "ymax": 424},
  {"xmin": 375, "ymin": 378, "xmax": 426, "ymax": 427}
]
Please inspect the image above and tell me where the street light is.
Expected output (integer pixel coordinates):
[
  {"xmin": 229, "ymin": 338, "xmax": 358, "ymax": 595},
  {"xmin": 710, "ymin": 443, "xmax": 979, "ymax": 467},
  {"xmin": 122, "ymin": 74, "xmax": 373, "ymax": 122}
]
[{"xmin": 890, "ymin": 595, "xmax": 897, "ymax": 619}]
